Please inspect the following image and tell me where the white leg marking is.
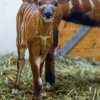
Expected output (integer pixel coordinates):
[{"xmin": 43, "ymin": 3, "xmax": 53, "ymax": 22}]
[
  {"xmin": 54, "ymin": 48, "xmax": 58, "ymax": 56},
  {"xmin": 12, "ymin": 89, "xmax": 19, "ymax": 95},
  {"xmin": 46, "ymin": 82, "xmax": 52, "ymax": 90},
  {"xmin": 69, "ymin": 0, "xmax": 73, "ymax": 10},
  {"xmin": 41, "ymin": 92, "xmax": 47, "ymax": 97},
  {"xmin": 38, "ymin": 77, "xmax": 43, "ymax": 85},
  {"xmin": 38, "ymin": 78, "xmax": 47, "ymax": 97},
  {"xmin": 36, "ymin": 57, "xmax": 41, "ymax": 69},
  {"xmin": 89, "ymin": 0, "xmax": 95, "ymax": 8},
  {"xmin": 79, "ymin": 0, "xmax": 83, "ymax": 5}
]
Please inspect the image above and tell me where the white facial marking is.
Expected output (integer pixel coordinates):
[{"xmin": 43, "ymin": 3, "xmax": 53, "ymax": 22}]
[
  {"xmin": 38, "ymin": 77, "xmax": 42, "ymax": 85},
  {"xmin": 36, "ymin": 57, "xmax": 41, "ymax": 69},
  {"xmin": 89, "ymin": 0, "xmax": 95, "ymax": 8},
  {"xmin": 99, "ymin": 0, "xmax": 100, "ymax": 2},
  {"xmin": 79, "ymin": 0, "xmax": 83, "ymax": 5}
]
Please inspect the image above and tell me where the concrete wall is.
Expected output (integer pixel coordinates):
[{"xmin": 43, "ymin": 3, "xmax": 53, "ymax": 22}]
[{"xmin": 0, "ymin": 0, "xmax": 22, "ymax": 52}]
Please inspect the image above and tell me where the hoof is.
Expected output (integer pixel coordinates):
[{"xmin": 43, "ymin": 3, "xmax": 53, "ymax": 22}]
[
  {"xmin": 46, "ymin": 82, "xmax": 52, "ymax": 90},
  {"xmin": 12, "ymin": 89, "xmax": 19, "ymax": 95},
  {"xmin": 43, "ymin": 80, "xmax": 46, "ymax": 85},
  {"xmin": 41, "ymin": 92, "xmax": 47, "ymax": 97}
]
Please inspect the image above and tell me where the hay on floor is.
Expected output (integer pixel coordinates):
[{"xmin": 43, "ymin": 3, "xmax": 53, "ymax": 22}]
[{"xmin": 0, "ymin": 53, "xmax": 100, "ymax": 100}]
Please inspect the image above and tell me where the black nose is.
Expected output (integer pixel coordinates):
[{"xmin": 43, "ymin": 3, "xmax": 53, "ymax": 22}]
[{"xmin": 44, "ymin": 12, "xmax": 53, "ymax": 19}]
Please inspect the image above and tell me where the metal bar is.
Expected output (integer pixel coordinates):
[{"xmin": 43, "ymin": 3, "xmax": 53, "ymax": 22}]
[{"xmin": 56, "ymin": 26, "xmax": 90, "ymax": 59}]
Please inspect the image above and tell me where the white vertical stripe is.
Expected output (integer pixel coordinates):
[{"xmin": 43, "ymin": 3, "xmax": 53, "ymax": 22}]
[
  {"xmin": 69, "ymin": 0, "xmax": 73, "ymax": 9},
  {"xmin": 24, "ymin": 6, "xmax": 33, "ymax": 17},
  {"xmin": 79, "ymin": 0, "xmax": 83, "ymax": 5},
  {"xmin": 21, "ymin": 2, "xmax": 28, "ymax": 9},
  {"xmin": 27, "ymin": 12, "xmax": 35, "ymax": 27},
  {"xmin": 24, "ymin": 5, "xmax": 30, "ymax": 13},
  {"xmin": 98, "ymin": 0, "xmax": 100, "ymax": 2},
  {"xmin": 89, "ymin": 0, "xmax": 95, "ymax": 8}
]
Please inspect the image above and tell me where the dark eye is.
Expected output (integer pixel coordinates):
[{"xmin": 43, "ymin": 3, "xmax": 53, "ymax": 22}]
[
  {"xmin": 39, "ymin": 1, "xmax": 42, "ymax": 6},
  {"xmin": 54, "ymin": 2, "xmax": 58, "ymax": 7}
]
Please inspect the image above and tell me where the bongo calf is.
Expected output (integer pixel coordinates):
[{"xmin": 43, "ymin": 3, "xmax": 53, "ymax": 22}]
[{"xmin": 12, "ymin": 0, "xmax": 58, "ymax": 99}]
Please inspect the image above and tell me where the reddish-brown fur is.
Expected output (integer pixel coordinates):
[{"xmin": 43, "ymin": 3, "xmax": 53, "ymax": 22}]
[
  {"xmin": 13, "ymin": 0, "xmax": 100, "ymax": 100},
  {"xmin": 13, "ymin": 1, "xmax": 57, "ymax": 100}
]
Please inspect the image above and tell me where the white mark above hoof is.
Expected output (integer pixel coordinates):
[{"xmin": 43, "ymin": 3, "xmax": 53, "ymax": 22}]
[
  {"xmin": 12, "ymin": 89, "xmax": 19, "ymax": 95},
  {"xmin": 46, "ymin": 82, "xmax": 52, "ymax": 90},
  {"xmin": 41, "ymin": 92, "xmax": 47, "ymax": 97}
]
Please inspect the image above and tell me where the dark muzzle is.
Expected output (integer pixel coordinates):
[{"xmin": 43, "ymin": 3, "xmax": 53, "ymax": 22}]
[
  {"xmin": 43, "ymin": 12, "xmax": 53, "ymax": 19},
  {"xmin": 43, "ymin": 5, "xmax": 54, "ymax": 19}
]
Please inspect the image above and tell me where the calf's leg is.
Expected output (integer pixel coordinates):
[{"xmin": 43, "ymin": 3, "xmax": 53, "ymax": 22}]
[
  {"xmin": 45, "ymin": 51, "xmax": 55, "ymax": 90},
  {"xmin": 12, "ymin": 48, "xmax": 25, "ymax": 95},
  {"xmin": 40, "ymin": 61, "xmax": 44, "ymax": 78},
  {"xmin": 45, "ymin": 27, "xmax": 58, "ymax": 89},
  {"xmin": 29, "ymin": 56, "xmax": 42, "ymax": 100}
]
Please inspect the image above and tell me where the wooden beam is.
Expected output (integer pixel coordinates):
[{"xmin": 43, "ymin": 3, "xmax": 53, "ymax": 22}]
[{"xmin": 56, "ymin": 26, "xmax": 90, "ymax": 59}]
